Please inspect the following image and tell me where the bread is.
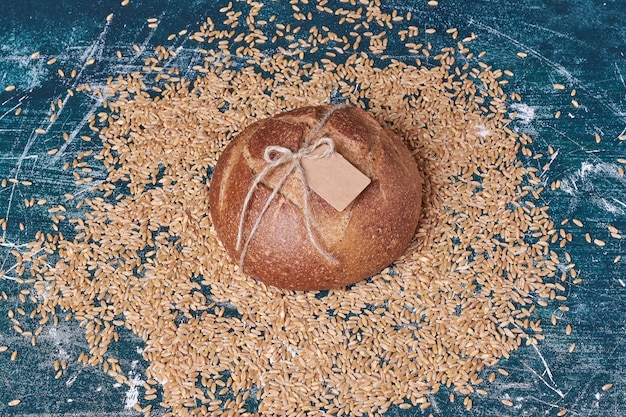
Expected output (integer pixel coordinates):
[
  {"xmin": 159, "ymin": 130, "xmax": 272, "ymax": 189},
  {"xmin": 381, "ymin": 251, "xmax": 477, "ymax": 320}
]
[{"xmin": 208, "ymin": 105, "xmax": 422, "ymax": 291}]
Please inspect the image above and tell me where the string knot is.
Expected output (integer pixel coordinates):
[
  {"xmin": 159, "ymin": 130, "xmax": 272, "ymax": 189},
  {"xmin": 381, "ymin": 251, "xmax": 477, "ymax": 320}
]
[{"xmin": 263, "ymin": 136, "xmax": 335, "ymax": 165}]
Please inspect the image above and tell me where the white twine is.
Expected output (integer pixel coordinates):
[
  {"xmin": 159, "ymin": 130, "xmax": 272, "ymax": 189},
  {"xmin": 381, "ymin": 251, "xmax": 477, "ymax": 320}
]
[{"xmin": 235, "ymin": 136, "xmax": 340, "ymax": 269}]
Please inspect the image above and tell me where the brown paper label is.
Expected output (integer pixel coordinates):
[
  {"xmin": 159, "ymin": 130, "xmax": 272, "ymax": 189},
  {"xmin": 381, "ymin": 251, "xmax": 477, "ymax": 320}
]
[{"xmin": 301, "ymin": 144, "xmax": 371, "ymax": 211}]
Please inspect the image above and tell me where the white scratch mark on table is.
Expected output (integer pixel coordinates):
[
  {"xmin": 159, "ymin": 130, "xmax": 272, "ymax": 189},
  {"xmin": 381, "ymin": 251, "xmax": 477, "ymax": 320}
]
[
  {"xmin": 611, "ymin": 198, "xmax": 626, "ymax": 210},
  {"xmin": 65, "ymin": 365, "xmax": 85, "ymax": 387},
  {"xmin": 540, "ymin": 149, "xmax": 559, "ymax": 177},
  {"xmin": 522, "ymin": 360, "xmax": 566, "ymax": 398},
  {"xmin": 0, "ymin": 93, "xmax": 29, "ymax": 122},
  {"xmin": 531, "ymin": 343, "xmax": 560, "ymax": 391},
  {"xmin": 525, "ymin": 396, "xmax": 569, "ymax": 414},
  {"xmin": 615, "ymin": 62, "xmax": 626, "ymax": 89},
  {"xmin": 523, "ymin": 22, "xmax": 594, "ymax": 49}
]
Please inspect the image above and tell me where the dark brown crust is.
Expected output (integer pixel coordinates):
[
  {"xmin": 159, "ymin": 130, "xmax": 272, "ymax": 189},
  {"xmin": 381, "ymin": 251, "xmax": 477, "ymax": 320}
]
[{"xmin": 208, "ymin": 105, "xmax": 423, "ymax": 291}]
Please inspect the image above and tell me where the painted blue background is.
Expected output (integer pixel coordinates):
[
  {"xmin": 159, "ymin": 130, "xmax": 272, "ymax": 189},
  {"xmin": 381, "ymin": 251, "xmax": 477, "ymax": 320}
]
[{"xmin": 0, "ymin": 1, "xmax": 624, "ymax": 416}]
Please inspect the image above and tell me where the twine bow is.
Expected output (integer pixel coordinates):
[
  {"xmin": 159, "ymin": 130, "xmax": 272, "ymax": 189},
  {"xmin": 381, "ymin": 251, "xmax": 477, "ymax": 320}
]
[{"xmin": 235, "ymin": 136, "xmax": 339, "ymax": 269}]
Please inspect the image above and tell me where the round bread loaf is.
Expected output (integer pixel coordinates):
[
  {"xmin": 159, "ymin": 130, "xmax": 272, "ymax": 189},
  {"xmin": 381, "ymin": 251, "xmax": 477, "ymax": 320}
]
[{"xmin": 208, "ymin": 105, "xmax": 422, "ymax": 291}]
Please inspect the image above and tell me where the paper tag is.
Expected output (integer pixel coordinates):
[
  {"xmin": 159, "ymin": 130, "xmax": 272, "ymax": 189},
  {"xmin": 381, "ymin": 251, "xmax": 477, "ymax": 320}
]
[{"xmin": 301, "ymin": 144, "xmax": 371, "ymax": 211}]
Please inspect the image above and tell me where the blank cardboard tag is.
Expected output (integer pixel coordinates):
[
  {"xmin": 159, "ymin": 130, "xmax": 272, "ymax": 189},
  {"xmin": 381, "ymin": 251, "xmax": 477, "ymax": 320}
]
[{"xmin": 301, "ymin": 144, "xmax": 371, "ymax": 211}]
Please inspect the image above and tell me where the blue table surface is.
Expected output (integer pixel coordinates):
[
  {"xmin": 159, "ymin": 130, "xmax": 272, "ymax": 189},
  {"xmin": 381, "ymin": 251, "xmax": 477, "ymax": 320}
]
[{"xmin": 0, "ymin": 1, "xmax": 625, "ymax": 416}]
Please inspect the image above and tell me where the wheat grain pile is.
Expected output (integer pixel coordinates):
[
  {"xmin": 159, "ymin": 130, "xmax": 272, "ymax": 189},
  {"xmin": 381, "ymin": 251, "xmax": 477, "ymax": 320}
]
[{"xmin": 11, "ymin": 2, "xmax": 571, "ymax": 416}]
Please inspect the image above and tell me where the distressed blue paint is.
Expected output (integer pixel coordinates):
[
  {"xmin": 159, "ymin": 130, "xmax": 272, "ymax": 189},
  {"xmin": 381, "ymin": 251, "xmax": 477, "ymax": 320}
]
[{"xmin": 0, "ymin": 1, "xmax": 624, "ymax": 416}]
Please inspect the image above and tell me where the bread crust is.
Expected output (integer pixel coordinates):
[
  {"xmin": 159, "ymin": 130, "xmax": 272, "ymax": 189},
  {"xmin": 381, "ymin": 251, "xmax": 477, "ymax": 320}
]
[{"xmin": 208, "ymin": 105, "xmax": 422, "ymax": 290}]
